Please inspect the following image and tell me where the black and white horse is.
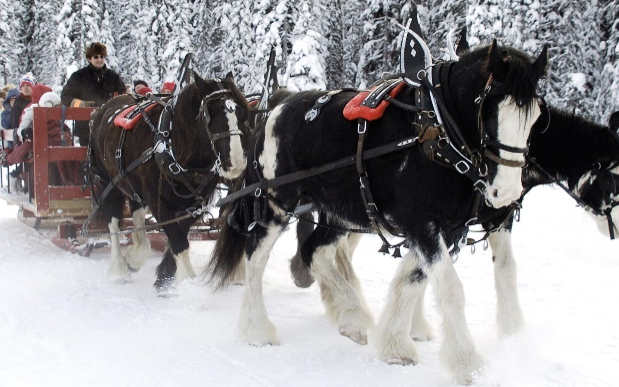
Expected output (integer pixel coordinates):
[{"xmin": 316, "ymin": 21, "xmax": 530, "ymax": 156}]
[
  {"xmin": 208, "ymin": 42, "xmax": 547, "ymax": 383},
  {"xmin": 89, "ymin": 72, "xmax": 250, "ymax": 293},
  {"xmin": 481, "ymin": 107, "xmax": 619, "ymax": 336},
  {"xmin": 290, "ymin": 106, "xmax": 619, "ymax": 342}
]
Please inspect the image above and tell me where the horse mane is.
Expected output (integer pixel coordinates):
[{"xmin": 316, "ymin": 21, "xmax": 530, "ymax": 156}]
[
  {"xmin": 460, "ymin": 44, "xmax": 541, "ymax": 115},
  {"xmin": 528, "ymin": 107, "xmax": 613, "ymax": 181},
  {"xmin": 172, "ymin": 82, "xmax": 207, "ymax": 165}
]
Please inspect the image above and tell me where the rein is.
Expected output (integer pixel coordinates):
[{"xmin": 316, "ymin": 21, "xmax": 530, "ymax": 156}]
[
  {"xmin": 528, "ymin": 158, "xmax": 618, "ymax": 239},
  {"xmin": 84, "ymin": 82, "xmax": 244, "ymax": 236}
]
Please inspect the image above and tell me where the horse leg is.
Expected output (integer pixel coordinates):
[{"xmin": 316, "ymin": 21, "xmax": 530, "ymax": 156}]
[
  {"xmin": 375, "ymin": 238, "xmax": 482, "ymax": 384},
  {"xmin": 124, "ymin": 206, "xmax": 151, "ymax": 271},
  {"xmin": 105, "ymin": 194, "xmax": 131, "ymax": 283},
  {"xmin": 239, "ymin": 222, "xmax": 285, "ymax": 346},
  {"xmin": 307, "ymin": 228, "xmax": 374, "ymax": 345},
  {"xmin": 290, "ymin": 212, "xmax": 316, "ymax": 288},
  {"xmin": 490, "ymin": 229, "xmax": 524, "ymax": 336},
  {"xmin": 409, "ymin": 281, "xmax": 435, "ymax": 341},
  {"xmin": 430, "ymin": 242, "xmax": 484, "ymax": 384},
  {"xmin": 154, "ymin": 220, "xmax": 194, "ymax": 295},
  {"xmin": 333, "ymin": 233, "xmax": 362, "ymax": 292},
  {"xmin": 374, "ymin": 250, "xmax": 425, "ymax": 365}
]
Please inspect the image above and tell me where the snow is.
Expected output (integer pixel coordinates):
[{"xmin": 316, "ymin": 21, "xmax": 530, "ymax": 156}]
[
  {"xmin": 569, "ymin": 73, "xmax": 587, "ymax": 93},
  {"xmin": 0, "ymin": 186, "xmax": 617, "ymax": 387}
]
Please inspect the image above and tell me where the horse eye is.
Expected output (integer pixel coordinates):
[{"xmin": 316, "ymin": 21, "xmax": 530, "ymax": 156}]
[{"xmin": 517, "ymin": 99, "xmax": 525, "ymax": 107}]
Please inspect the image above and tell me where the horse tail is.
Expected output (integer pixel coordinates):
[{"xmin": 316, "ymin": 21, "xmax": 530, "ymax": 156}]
[
  {"xmin": 207, "ymin": 179, "xmax": 250, "ymax": 289},
  {"xmin": 207, "ymin": 209, "xmax": 249, "ymax": 289}
]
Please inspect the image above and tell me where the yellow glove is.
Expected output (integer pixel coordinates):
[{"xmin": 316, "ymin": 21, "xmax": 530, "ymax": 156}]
[{"xmin": 70, "ymin": 99, "xmax": 96, "ymax": 108}]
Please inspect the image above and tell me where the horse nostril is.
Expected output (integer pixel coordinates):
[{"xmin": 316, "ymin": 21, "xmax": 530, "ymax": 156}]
[{"xmin": 492, "ymin": 189, "xmax": 500, "ymax": 198}]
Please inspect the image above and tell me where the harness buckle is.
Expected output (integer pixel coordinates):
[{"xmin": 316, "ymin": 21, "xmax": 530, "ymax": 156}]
[
  {"xmin": 465, "ymin": 217, "xmax": 478, "ymax": 227},
  {"xmin": 169, "ymin": 163, "xmax": 182, "ymax": 175},
  {"xmin": 115, "ymin": 149, "xmax": 122, "ymax": 159},
  {"xmin": 474, "ymin": 179, "xmax": 488, "ymax": 194},
  {"xmin": 357, "ymin": 121, "xmax": 367, "ymax": 134},
  {"xmin": 455, "ymin": 160, "xmax": 470, "ymax": 174}
]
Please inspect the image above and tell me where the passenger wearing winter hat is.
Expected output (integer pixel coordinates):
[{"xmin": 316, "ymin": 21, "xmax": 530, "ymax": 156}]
[
  {"xmin": 17, "ymin": 84, "xmax": 53, "ymax": 141},
  {"xmin": 160, "ymin": 82, "xmax": 175, "ymax": 94},
  {"xmin": 1, "ymin": 88, "xmax": 19, "ymax": 131},
  {"xmin": 60, "ymin": 42, "xmax": 126, "ymax": 146},
  {"xmin": 133, "ymin": 80, "xmax": 148, "ymax": 93},
  {"xmin": 10, "ymin": 73, "xmax": 36, "ymax": 130}
]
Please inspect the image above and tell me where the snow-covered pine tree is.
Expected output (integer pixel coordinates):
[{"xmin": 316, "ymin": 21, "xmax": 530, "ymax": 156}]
[
  {"xmin": 322, "ymin": 0, "xmax": 345, "ymax": 89},
  {"xmin": 106, "ymin": 0, "xmax": 141, "ymax": 83},
  {"xmin": 55, "ymin": 0, "xmax": 85, "ymax": 86},
  {"xmin": 129, "ymin": 2, "xmax": 161, "ymax": 87},
  {"xmin": 596, "ymin": 0, "xmax": 619, "ymax": 120},
  {"xmin": 155, "ymin": 0, "xmax": 195, "ymax": 87},
  {"xmin": 423, "ymin": 0, "xmax": 467, "ymax": 60},
  {"xmin": 356, "ymin": 0, "xmax": 412, "ymax": 88},
  {"xmin": 253, "ymin": 0, "xmax": 298, "ymax": 92},
  {"xmin": 29, "ymin": 0, "xmax": 62, "ymax": 86},
  {"xmin": 14, "ymin": 0, "xmax": 34, "ymax": 77},
  {"xmin": 190, "ymin": 0, "xmax": 214, "ymax": 78},
  {"xmin": 286, "ymin": 0, "xmax": 328, "ymax": 91},
  {"xmin": 210, "ymin": 0, "xmax": 255, "ymax": 92},
  {"xmin": 341, "ymin": 0, "xmax": 365, "ymax": 87},
  {"xmin": 0, "ymin": 0, "xmax": 26, "ymax": 84},
  {"xmin": 538, "ymin": 0, "xmax": 602, "ymax": 119}
]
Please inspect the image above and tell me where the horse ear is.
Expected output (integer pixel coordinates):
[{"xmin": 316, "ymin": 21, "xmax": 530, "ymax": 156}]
[
  {"xmin": 608, "ymin": 111, "xmax": 619, "ymax": 134},
  {"xmin": 487, "ymin": 39, "xmax": 509, "ymax": 78},
  {"xmin": 225, "ymin": 71, "xmax": 234, "ymax": 82},
  {"xmin": 455, "ymin": 26, "xmax": 469, "ymax": 55},
  {"xmin": 193, "ymin": 72, "xmax": 210, "ymax": 94},
  {"xmin": 532, "ymin": 44, "xmax": 549, "ymax": 79}
]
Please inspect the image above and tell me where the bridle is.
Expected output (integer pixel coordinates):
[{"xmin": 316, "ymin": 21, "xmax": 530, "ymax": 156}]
[
  {"xmin": 196, "ymin": 83, "xmax": 249, "ymax": 175},
  {"xmin": 475, "ymin": 74, "xmax": 533, "ymax": 169},
  {"xmin": 575, "ymin": 162, "xmax": 619, "ymax": 239},
  {"xmin": 427, "ymin": 62, "xmax": 543, "ymax": 198}
]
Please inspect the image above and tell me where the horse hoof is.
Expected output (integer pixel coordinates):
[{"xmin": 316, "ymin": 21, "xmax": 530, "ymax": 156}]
[
  {"xmin": 109, "ymin": 277, "xmax": 131, "ymax": 284},
  {"xmin": 386, "ymin": 356, "xmax": 417, "ymax": 366},
  {"xmin": 154, "ymin": 278, "xmax": 177, "ymax": 297},
  {"xmin": 411, "ymin": 331, "xmax": 435, "ymax": 341},
  {"xmin": 339, "ymin": 326, "xmax": 367, "ymax": 345},
  {"xmin": 249, "ymin": 340, "xmax": 278, "ymax": 347},
  {"xmin": 290, "ymin": 257, "xmax": 314, "ymax": 288}
]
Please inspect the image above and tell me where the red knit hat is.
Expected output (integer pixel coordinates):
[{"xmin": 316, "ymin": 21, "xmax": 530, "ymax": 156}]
[
  {"xmin": 137, "ymin": 86, "xmax": 153, "ymax": 96},
  {"xmin": 161, "ymin": 82, "xmax": 175, "ymax": 94}
]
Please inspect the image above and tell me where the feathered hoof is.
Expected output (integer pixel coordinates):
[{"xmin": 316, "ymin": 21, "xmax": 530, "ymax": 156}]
[
  {"xmin": 339, "ymin": 326, "xmax": 368, "ymax": 345},
  {"xmin": 154, "ymin": 277, "xmax": 177, "ymax": 297}
]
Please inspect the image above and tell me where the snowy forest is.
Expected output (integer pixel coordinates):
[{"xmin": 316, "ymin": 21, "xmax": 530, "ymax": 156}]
[{"xmin": 1, "ymin": 0, "xmax": 619, "ymax": 122}]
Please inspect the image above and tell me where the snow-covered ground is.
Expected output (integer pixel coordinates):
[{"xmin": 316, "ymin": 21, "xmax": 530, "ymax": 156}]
[{"xmin": 0, "ymin": 185, "xmax": 617, "ymax": 387}]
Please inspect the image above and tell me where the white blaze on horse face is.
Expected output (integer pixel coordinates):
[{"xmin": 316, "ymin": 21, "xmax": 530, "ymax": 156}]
[
  {"xmin": 576, "ymin": 169, "xmax": 619, "ymax": 238},
  {"xmin": 486, "ymin": 97, "xmax": 541, "ymax": 208},
  {"xmin": 220, "ymin": 104, "xmax": 247, "ymax": 180},
  {"xmin": 259, "ymin": 105, "xmax": 283, "ymax": 180}
]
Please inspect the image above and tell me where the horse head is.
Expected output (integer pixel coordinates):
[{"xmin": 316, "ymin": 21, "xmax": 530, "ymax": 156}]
[
  {"xmin": 179, "ymin": 72, "xmax": 250, "ymax": 180},
  {"xmin": 451, "ymin": 41, "xmax": 547, "ymax": 208},
  {"xmin": 573, "ymin": 113, "xmax": 619, "ymax": 239}
]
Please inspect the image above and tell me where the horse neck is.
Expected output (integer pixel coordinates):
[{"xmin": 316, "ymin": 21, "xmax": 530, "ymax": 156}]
[
  {"xmin": 439, "ymin": 61, "xmax": 485, "ymax": 143},
  {"xmin": 171, "ymin": 112, "xmax": 216, "ymax": 169},
  {"xmin": 527, "ymin": 108, "xmax": 613, "ymax": 185}
]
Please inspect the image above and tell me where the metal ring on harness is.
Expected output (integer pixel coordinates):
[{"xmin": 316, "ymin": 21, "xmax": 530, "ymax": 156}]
[{"xmin": 169, "ymin": 163, "xmax": 183, "ymax": 175}]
